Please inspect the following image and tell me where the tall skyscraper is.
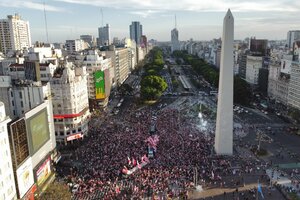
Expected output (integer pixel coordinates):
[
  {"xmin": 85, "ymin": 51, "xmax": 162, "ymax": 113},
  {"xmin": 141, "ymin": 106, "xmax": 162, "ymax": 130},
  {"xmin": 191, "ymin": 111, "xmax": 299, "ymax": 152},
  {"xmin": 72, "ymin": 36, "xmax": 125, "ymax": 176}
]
[
  {"xmin": 0, "ymin": 14, "xmax": 32, "ymax": 54},
  {"xmin": 287, "ymin": 30, "xmax": 300, "ymax": 49},
  {"xmin": 171, "ymin": 15, "xmax": 180, "ymax": 52},
  {"xmin": 130, "ymin": 21, "xmax": 143, "ymax": 45},
  {"xmin": 98, "ymin": 24, "xmax": 110, "ymax": 46},
  {"xmin": 215, "ymin": 9, "xmax": 234, "ymax": 155},
  {"xmin": 171, "ymin": 29, "xmax": 180, "ymax": 52}
]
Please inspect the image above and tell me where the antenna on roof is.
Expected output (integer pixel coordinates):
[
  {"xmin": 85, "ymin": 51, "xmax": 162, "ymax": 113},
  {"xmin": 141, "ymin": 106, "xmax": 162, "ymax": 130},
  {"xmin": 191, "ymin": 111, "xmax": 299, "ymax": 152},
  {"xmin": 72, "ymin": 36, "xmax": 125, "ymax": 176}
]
[
  {"xmin": 101, "ymin": 8, "xmax": 103, "ymax": 27},
  {"xmin": 175, "ymin": 14, "xmax": 177, "ymax": 29},
  {"xmin": 43, "ymin": 1, "xmax": 49, "ymax": 43}
]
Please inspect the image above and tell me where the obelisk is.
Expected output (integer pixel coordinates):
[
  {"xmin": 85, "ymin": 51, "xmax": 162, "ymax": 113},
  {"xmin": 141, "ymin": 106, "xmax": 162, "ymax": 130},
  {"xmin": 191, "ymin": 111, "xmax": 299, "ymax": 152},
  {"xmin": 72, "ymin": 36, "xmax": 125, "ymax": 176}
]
[{"xmin": 214, "ymin": 9, "xmax": 234, "ymax": 155}]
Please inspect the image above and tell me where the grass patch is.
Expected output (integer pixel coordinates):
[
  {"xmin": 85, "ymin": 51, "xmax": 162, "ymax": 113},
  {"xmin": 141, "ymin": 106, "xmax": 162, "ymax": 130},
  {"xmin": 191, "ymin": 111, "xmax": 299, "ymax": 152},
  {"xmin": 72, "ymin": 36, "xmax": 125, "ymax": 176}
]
[{"xmin": 288, "ymin": 192, "xmax": 300, "ymax": 200}]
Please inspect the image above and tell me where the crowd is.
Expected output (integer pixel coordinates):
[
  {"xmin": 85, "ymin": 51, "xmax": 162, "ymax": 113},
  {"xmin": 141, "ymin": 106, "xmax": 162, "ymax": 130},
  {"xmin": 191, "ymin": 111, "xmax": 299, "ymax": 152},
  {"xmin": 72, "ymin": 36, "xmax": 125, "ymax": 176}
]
[{"xmin": 58, "ymin": 101, "xmax": 271, "ymax": 200}]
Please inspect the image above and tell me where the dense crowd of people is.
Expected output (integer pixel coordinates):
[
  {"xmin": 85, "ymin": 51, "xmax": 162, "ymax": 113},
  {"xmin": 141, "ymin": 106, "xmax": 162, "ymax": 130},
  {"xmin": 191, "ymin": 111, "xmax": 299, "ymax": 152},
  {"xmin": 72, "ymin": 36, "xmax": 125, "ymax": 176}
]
[{"xmin": 58, "ymin": 101, "xmax": 271, "ymax": 200}]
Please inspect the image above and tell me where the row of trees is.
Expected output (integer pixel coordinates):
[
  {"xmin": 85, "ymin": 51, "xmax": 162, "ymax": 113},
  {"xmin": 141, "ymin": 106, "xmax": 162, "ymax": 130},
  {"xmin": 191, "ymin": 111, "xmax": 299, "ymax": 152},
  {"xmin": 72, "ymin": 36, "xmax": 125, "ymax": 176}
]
[
  {"xmin": 141, "ymin": 48, "xmax": 167, "ymax": 100},
  {"xmin": 172, "ymin": 50, "xmax": 251, "ymax": 105}
]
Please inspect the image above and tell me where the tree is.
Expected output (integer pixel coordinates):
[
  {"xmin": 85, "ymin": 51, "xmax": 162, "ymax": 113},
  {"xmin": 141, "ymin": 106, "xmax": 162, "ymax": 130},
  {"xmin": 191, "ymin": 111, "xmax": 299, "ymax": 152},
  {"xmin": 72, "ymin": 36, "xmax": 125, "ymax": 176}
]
[
  {"xmin": 36, "ymin": 181, "xmax": 71, "ymax": 200},
  {"xmin": 141, "ymin": 75, "xmax": 167, "ymax": 100}
]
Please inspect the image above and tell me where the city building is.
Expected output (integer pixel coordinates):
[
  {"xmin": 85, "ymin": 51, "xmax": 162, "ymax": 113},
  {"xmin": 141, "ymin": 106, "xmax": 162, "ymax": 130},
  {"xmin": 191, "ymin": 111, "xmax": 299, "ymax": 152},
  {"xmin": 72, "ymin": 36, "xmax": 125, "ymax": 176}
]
[
  {"xmin": 171, "ymin": 28, "xmax": 180, "ymax": 52},
  {"xmin": 81, "ymin": 50, "xmax": 112, "ymax": 109},
  {"xmin": 65, "ymin": 39, "xmax": 85, "ymax": 54},
  {"xmin": 287, "ymin": 30, "xmax": 300, "ymax": 49},
  {"xmin": 125, "ymin": 38, "xmax": 137, "ymax": 70},
  {"xmin": 0, "ymin": 78, "xmax": 57, "ymax": 198},
  {"xmin": 288, "ymin": 61, "xmax": 300, "ymax": 110},
  {"xmin": 249, "ymin": 38, "xmax": 268, "ymax": 56},
  {"xmin": 50, "ymin": 61, "xmax": 90, "ymax": 144},
  {"xmin": 0, "ymin": 101, "xmax": 17, "ymax": 200},
  {"xmin": 140, "ymin": 35, "xmax": 148, "ymax": 52},
  {"xmin": 98, "ymin": 24, "xmax": 110, "ymax": 46},
  {"xmin": 238, "ymin": 52, "xmax": 248, "ymax": 79},
  {"xmin": 292, "ymin": 41, "xmax": 300, "ymax": 62},
  {"xmin": 105, "ymin": 46, "xmax": 131, "ymax": 86},
  {"xmin": 113, "ymin": 37, "xmax": 120, "ymax": 46},
  {"xmin": 245, "ymin": 55, "xmax": 263, "ymax": 85},
  {"xmin": 80, "ymin": 35, "xmax": 95, "ymax": 48},
  {"xmin": 7, "ymin": 101, "xmax": 57, "ymax": 199},
  {"xmin": 130, "ymin": 21, "xmax": 143, "ymax": 45},
  {"xmin": 0, "ymin": 55, "xmax": 24, "ymax": 75},
  {"xmin": 215, "ymin": 48, "xmax": 221, "ymax": 68},
  {"xmin": 0, "ymin": 14, "xmax": 31, "ymax": 54},
  {"xmin": 268, "ymin": 60, "xmax": 290, "ymax": 105}
]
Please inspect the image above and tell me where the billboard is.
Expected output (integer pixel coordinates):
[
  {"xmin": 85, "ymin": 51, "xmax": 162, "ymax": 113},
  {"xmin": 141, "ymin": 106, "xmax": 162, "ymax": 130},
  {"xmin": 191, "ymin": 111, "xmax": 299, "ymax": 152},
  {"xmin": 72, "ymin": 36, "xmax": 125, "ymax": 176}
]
[
  {"xmin": 94, "ymin": 70, "xmax": 105, "ymax": 99},
  {"xmin": 26, "ymin": 108, "xmax": 50, "ymax": 154},
  {"xmin": 36, "ymin": 157, "xmax": 51, "ymax": 186},
  {"xmin": 17, "ymin": 158, "xmax": 34, "ymax": 198}
]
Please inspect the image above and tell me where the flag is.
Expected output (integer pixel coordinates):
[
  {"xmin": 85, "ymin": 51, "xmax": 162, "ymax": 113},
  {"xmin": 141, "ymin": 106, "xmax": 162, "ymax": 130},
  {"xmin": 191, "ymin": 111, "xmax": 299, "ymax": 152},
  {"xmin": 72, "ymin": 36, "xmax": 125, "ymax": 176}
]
[
  {"xmin": 257, "ymin": 183, "xmax": 264, "ymax": 199},
  {"xmin": 122, "ymin": 166, "xmax": 128, "ymax": 174},
  {"xmin": 137, "ymin": 160, "xmax": 141, "ymax": 169},
  {"xmin": 115, "ymin": 186, "xmax": 120, "ymax": 194},
  {"xmin": 132, "ymin": 158, "xmax": 137, "ymax": 166},
  {"xmin": 142, "ymin": 154, "xmax": 149, "ymax": 163},
  {"xmin": 127, "ymin": 157, "xmax": 131, "ymax": 165}
]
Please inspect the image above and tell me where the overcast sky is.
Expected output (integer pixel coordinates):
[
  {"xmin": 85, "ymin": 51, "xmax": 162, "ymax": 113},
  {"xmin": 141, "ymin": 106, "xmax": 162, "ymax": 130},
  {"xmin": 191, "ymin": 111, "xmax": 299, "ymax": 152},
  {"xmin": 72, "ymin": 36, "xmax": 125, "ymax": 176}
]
[{"xmin": 1, "ymin": 0, "xmax": 299, "ymax": 43}]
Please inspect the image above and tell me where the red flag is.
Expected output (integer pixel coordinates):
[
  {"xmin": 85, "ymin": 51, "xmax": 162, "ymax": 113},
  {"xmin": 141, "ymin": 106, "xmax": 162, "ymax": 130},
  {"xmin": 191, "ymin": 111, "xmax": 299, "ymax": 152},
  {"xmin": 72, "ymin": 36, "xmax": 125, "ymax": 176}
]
[
  {"xmin": 132, "ymin": 158, "xmax": 137, "ymax": 166},
  {"xmin": 127, "ymin": 157, "xmax": 131, "ymax": 165},
  {"xmin": 122, "ymin": 166, "xmax": 128, "ymax": 174},
  {"xmin": 115, "ymin": 186, "xmax": 120, "ymax": 194},
  {"xmin": 137, "ymin": 160, "xmax": 141, "ymax": 169},
  {"xmin": 142, "ymin": 154, "xmax": 149, "ymax": 163}
]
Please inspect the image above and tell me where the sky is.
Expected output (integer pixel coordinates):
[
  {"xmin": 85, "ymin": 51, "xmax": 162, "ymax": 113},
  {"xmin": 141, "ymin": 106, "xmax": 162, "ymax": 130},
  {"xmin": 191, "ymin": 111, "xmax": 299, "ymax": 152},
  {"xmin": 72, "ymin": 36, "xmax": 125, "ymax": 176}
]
[{"xmin": 1, "ymin": 0, "xmax": 300, "ymax": 43}]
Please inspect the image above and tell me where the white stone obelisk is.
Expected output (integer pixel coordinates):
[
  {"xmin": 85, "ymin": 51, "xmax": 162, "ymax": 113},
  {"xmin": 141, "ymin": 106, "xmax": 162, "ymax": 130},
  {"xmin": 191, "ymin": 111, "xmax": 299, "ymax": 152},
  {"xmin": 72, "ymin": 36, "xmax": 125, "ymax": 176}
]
[{"xmin": 215, "ymin": 9, "xmax": 234, "ymax": 155}]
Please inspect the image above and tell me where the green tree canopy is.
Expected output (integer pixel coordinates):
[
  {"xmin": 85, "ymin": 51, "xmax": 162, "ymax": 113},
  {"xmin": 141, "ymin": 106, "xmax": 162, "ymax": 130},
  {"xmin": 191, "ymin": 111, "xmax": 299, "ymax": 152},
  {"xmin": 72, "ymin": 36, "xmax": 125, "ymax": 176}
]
[{"xmin": 141, "ymin": 75, "xmax": 167, "ymax": 100}]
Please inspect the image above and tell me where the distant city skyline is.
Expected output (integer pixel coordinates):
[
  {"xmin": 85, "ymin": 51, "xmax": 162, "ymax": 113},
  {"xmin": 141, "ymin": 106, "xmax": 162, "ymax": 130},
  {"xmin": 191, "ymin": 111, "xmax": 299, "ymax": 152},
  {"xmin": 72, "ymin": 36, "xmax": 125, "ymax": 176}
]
[{"xmin": 1, "ymin": 0, "xmax": 299, "ymax": 43}]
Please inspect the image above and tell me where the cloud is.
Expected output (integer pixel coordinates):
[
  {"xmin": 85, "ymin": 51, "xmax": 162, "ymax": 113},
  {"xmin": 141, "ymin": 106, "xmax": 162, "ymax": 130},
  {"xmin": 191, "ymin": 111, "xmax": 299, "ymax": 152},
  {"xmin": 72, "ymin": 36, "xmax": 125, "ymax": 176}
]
[
  {"xmin": 129, "ymin": 10, "xmax": 162, "ymax": 18},
  {"xmin": 53, "ymin": 0, "xmax": 300, "ymax": 12},
  {"xmin": 0, "ymin": 0, "xmax": 65, "ymax": 12}
]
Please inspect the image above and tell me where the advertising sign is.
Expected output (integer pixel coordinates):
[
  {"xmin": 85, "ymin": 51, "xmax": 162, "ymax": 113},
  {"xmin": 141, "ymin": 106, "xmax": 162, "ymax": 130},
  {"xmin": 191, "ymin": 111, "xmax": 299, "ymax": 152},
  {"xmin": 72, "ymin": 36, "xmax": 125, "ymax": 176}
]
[
  {"xmin": 26, "ymin": 108, "xmax": 50, "ymax": 154},
  {"xmin": 16, "ymin": 158, "xmax": 34, "ymax": 198},
  {"xmin": 67, "ymin": 133, "xmax": 83, "ymax": 141},
  {"xmin": 94, "ymin": 70, "xmax": 106, "ymax": 99},
  {"xmin": 36, "ymin": 157, "xmax": 51, "ymax": 186}
]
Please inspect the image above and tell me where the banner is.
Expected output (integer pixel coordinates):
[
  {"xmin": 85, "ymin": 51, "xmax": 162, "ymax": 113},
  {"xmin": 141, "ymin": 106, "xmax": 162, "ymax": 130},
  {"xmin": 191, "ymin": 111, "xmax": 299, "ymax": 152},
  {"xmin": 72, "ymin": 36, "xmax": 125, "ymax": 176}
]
[
  {"xmin": 36, "ymin": 157, "xmax": 51, "ymax": 186},
  {"xmin": 94, "ymin": 70, "xmax": 106, "ymax": 99}
]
